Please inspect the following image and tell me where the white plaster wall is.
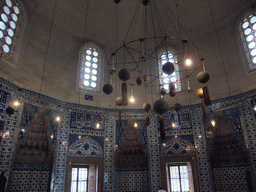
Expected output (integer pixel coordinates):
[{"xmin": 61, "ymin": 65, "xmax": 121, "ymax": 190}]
[{"xmin": 0, "ymin": 0, "xmax": 256, "ymax": 109}]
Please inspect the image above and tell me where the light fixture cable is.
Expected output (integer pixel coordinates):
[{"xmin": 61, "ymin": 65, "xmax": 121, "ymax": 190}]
[
  {"xmin": 39, "ymin": 0, "xmax": 58, "ymax": 96},
  {"xmin": 207, "ymin": 0, "xmax": 231, "ymax": 96}
]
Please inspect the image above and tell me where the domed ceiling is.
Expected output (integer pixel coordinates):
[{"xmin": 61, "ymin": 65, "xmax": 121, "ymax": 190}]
[{"xmin": 0, "ymin": 0, "xmax": 255, "ymax": 108}]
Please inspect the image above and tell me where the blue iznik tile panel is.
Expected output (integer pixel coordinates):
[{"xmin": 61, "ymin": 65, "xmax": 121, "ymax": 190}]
[
  {"xmin": 240, "ymin": 99, "xmax": 256, "ymax": 190},
  {"xmin": 0, "ymin": 77, "xmax": 256, "ymax": 192},
  {"xmin": 68, "ymin": 134, "xmax": 103, "ymax": 158},
  {"xmin": 115, "ymin": 170, "xmax": 149, "ymax": 192},
  {"xmin": 147, "ymin": 111, "xmax": 161, "ymax": 192},
  {"xmin": 53, "ymin": 109, "xmax": 69, "ymax": 192},
  {"xmin": 8, "ymin": 162, "xmax": 52, "ymax": 191},
  {"xmin": 190, "ymin": 106, "xmax": 215, "ymax": 192},
  {"xmin": 104, "ymin": 113, "xmax": 115, "ymax": 192}
]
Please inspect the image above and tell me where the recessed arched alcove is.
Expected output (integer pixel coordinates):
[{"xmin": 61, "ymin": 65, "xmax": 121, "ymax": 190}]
[{"xmin": 0, "ymin": 78, "xmax": 255, "ymax": 191}]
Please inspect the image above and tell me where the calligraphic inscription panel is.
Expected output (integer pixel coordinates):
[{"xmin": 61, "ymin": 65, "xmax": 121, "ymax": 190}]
[
  {"xmin": 165, "ymin": 113, "xmax": 192, "ymax": 130},
  {"xmin": 0, "ymin": 89, "xmax": 11, "ymax": 112},
  {"xmin": 70, "ymin": 112, "xmax": 104, "ymax": 130}
]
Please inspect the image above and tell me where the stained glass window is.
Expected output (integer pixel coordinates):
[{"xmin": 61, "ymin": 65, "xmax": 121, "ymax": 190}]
[
  {"xmin": 158, "ymin": 49, "xmax": 181, "ymax": 92},
  {"xmin": 78, "ymin": 43, "xmax": 103, "ymax": 93},
  {"xmin": 239, "ymin": 13, "xmax": 256, "ymax": 71},
  {"xmin": 0, "ymin": 0, "xmax": 23, "ymax": 63},
  {"xmin": 169, "ymin": 165, "xmax": 190, "ymax": 192},
  {"xmin": 71, "ymin": 166, "xmax": 89, "ymax": 192}
]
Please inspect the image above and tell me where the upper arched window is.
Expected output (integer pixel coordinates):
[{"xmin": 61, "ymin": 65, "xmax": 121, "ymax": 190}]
[
  {"xmin": 77, "ymin": 42, "xmax": 104, "ymax": 94},
  {"xmin": 239, "ymin": 13, "xmax": 256, "ymax": 71},
  {"xmin": 158, "ymin": 48, "xmax": 181, "ymax": 92},
  {"xmin": 0, "ymin": 0, "xmax": 25, "ymax": 65}
]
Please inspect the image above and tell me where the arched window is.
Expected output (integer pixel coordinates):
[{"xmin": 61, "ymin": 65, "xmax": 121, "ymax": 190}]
[
  {"xmin": 77, "ymin": 42, "xmax": 104, "ymax": 94},
  {"xmin": 0, "ymin": 0, "xmax": 25, "ymax": 64},
  {"xmin": 239, "ymin": 13, "xmax": 256, "ymax": 71},
  {"xmin": 158, "ymin": 48, "xmax": 181, "ymax": 92}
]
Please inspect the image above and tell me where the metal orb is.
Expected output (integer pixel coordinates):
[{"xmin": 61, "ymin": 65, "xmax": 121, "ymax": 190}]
[
  {"xmin": 118, "ymin": 68, "xmax": 130, "ymax": 81},
  {"xmin": 6, "ymin": 106, "xmax": 15, "ymax": 115},
  {"xmin": 160, "ymin": 88, "xmax": 166, "ymax": 95},
  {"xmin": 136, "ymin": 77, "xmax": 143, "ymax": 86},
  {"xmin": 162, "ymin": 62, "xmax": 175, "ymax": 75},
  {"xmin": 197, "ymin": 71, "xmax": 210, "ymax": 84},
  {"xmin": 103, "ymin": 84, "xmax": 113, "ymax": 95},
  {"xmin": 173, "ymin": 103, "xmax": 182, "ymax": 112},
  {"xmin": 142, "ymin": 0, "xmax": 150, "ymax": 6},
  {"xmin": 115, "ymin": 97, "xmax": 123, "ymax": 106},
  {"xmin": 143, "ymin": 75, "xmax": 150, "ymax": 83},
  {"xmin": 196, "ymin": 88, "xmax": 204, "ymax": 98},
  {"xmin": 143, "ymin": 103, "xmax": 151, "ymax": 112},
  {"xmin": 114, "ymin": 0, "xmax": 121, "ymax": 4},
  {"xmin": 169, "ymin": 90, "xmax": 176, "ymax": 97},
  {"xmin": 153, "ymin": 99, "xmax": 169, "ymax": 115}
]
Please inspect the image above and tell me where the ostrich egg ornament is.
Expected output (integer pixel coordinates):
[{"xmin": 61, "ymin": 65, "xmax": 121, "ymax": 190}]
[
  {"xmin": 143, "ymin": 103, "xmax": 151, "ymax": 112},
  {"xmin": 103, "ymin": 84, "xmax": 113, "ymax": 95},
  {"xmin": 169, "ymin": 90, "xmax": 176, "ymax": 97},
  {"xmin": 169, "ymin": 82, "xmax": 175, "ymax": 91},
  {"xmin": 160, "ymin": 88, "xmax": 166, "ymax": 95},
  {"xmin": 136, "ymin": 77, "xmax": 143, "ymax": 86},
  {"xmin": 153, "ymin": 99, "xmax": 169, "ymax": 115},
  {"xmin": 118, "ymin": 68, "xmax": 130, "ymax": 81},
  {"xmin": 197, "ymin": 71, "xmax": 210, "ymax": 84},
  {"xmin": 196, "ymin": 88, "xmax": 204, "ymax": 98},
  {"xmin": 143, "ymin": 75, "xmax": 150, "ymax": 83},
  {"xmin": 162, "ymin": 62, "xmax": 174, "ymax": 75},
  {"xmin": 115, "ymin": 97, "xmax": 123, "ymax": 106}
]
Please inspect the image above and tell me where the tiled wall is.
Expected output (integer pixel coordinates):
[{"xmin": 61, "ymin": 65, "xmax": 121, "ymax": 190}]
[
  {"xmin": 115, "ymin": 171, "xmax": 149, "ymax": 192},
  {"xmin": 0, "ymin": 78, "xmax": 256, "ymax": 192}
]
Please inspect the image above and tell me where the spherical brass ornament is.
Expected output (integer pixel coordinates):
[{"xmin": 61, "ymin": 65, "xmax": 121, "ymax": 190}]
[
  {"xmin": 206, "ymin": 131, "xmax": 213, "ymax": 138},
  {"xmin": 6, "ymin": 106, "xmax": 15, "ymax": 115},
  {"xmin": 169, "ymin": 90, "xmax": 176, "ymax": 97},
  {"xmin": 143, "ymin": 103, "xmax": 151, "ymax": 112},
  {"xmin": 169, "ymin": 82, "xmax": 175, "ymax": 91},
  {"xmin": 143, "ymin": 75, "xmax": 150, "ymax": 83},
  {"xmin": 173, "ymin": 103, "xmax": 182, "ymax": 112},
  {"xmin": 118, "ymin": 68, "xmax": 130, "ymax": 81},
  {"xmin": 153, "ymin": 99, "xmax": 169, "ymax": 115},
  {"xmin": 136, "ymin": 77, "xmax": 143, "ymax": 86},
  {"xmin": 103, "ymin": 84, "xmax": 113, "ymax": 95},
  {"xmin": 162, "ymin": 62, "xmax": 175, "ymax": 75},
  {"xmin": 196, "ymin": 88, "xmax": 204, "ymax": 98},
  {"xmin": 115, "ymin": 97, "xmax": 123, "ymax": 106},
  {"xmin": 197, "ymin": 71, "xmax": 210, "ymax": 84},
  {"xmin": 160, "ymin": 88, "xmax": 166, "ymax": 95}
]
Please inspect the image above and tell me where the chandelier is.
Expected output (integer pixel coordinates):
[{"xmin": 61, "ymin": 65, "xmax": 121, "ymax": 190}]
[{"xmin": 102, "ymin": 0, "xmax": 211, "ymax": 139}]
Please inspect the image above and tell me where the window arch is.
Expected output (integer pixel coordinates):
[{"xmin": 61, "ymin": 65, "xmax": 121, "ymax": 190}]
[
  {"xmin": 0, "ymin": 0, "xmax": 26, "ymax": 65},
  {"xmin": 239, "ymin": 13, "xmax": 256, "ymax": 71},
  {"xmin": 158, "ymin": 48, "xmax": 181, "ymax": 92},
  {"xmin": 77, "ymin": 42, "xmax": 104, "ymax": 93}
]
